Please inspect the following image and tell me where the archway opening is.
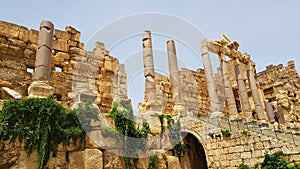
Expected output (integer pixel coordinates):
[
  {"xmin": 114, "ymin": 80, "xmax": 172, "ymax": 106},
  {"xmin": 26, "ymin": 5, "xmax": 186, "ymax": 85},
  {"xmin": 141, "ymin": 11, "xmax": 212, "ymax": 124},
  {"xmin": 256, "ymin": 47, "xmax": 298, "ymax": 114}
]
[{"xmin": 180, "ymin": 132, "xmax": 208, "ymax": 169}]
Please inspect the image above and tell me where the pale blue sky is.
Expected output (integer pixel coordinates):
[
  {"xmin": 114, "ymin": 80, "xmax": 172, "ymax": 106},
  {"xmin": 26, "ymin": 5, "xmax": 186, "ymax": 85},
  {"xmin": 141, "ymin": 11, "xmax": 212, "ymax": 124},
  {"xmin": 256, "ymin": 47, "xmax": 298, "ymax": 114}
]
[{"xmin": 1, "ymin": 0, "xmax": 300, "ymax": 110}]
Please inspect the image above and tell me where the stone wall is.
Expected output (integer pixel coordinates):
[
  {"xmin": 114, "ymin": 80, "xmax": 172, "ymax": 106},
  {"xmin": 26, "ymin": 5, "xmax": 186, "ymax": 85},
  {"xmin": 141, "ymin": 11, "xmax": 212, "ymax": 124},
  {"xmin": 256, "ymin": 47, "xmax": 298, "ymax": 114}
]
[
  {"xmin": 153, "ymin": 68, "xmax": 208, "ymax": 117},
  {"xmin": 0, "ymin": 20, "xmax": 127, "ymax": 111},
  {"xmin": 1, "ymin": 20, "xmax": 300, "ymax": 169},
  {"xmin": 185, "ymin": 117, "xmax": 300, "ymax": 169},
  {"xmin": 257, "ymin": 61, "xmax": 300, "ymax": 124}
]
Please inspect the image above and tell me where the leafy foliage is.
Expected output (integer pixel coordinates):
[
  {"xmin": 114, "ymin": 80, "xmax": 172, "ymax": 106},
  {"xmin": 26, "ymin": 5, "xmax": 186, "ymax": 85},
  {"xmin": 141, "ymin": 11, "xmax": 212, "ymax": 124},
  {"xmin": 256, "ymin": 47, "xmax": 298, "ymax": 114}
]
[
  {"xmin": 149, "ymin": 154, "xmax": 158, "ymax": 169},
  {"xmin": 159, "ymin": 115, "xmax": 186, "ymax": 156},
  {"xmin": 261, "ymin": 151, "xmax": 300, "ymax": 169},
  {"xmin": 239, "ymin": 163, "xmax": 250, "ymax": 169},
  {"xmin": 221, "ymin": 129, "xmax": 232, "ymax": 137},
  {"xmin": 108, "ymin": 100, "xmax": 150, "ymax": 169},
  {"xmin": 159, "ymin": 114, "xmax": 174, "ymax": 132},
  {"xmin": 0, "ymin": 96, "xmax": 95, "ymax": 169},
  {"xmin": 239, "ymin": 151, "xmax": 300, "ymax": 169},
  {"xmin": 241, "ymin": 129, "xmax": 250, "ymax": 136}
]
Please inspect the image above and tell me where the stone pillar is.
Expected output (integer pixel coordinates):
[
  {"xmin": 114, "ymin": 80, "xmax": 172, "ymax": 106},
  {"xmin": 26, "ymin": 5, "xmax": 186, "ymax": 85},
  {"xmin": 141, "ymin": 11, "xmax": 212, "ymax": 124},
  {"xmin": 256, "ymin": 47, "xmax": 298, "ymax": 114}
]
[
  {"xmin": 143, "ymin": 30, "xmax": 156, "ymax": 101},
  {"xmin": 219, "ymin": 53, "xmax": 238, "ymax": 117},
  {"xmin": 28, "ymin": 20, "xmax": 54, "ymax": 98},
  {"xmin": 167, "ymin": 40, "xmax": 182, "ymax": 105},
  {"xmin": 142, "ymin": 30, "xmax": 160, "ymax": 111},
  {"xmin": 247, "ymin": 62, "xmax": 265, "ymax": 120},
  {"xmin": 234, "ymin": 60, "xmax": 252, "ymax": 118},
  {"xmin": 201, "ymin": 38, "xmax": 220, "ymax": 112},
  {"xmin": 276, "ymin": 106, "xmax": 286, "ymax": 124},
  {"xmin": 265, "ymin": 100, "xmax": 275, "ymax": 123},
  {"xmin": 34, "ymin": 20, "xmax": 54, "ymax": 81}
]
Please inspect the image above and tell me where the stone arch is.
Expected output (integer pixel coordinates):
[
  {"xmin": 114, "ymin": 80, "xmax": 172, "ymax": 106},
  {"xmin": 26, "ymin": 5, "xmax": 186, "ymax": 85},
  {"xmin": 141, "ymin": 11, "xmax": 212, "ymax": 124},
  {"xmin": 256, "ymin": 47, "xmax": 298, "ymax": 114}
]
[{"xmin": 180, "ymin": 130, "xmax": 208, "ymax": 169}]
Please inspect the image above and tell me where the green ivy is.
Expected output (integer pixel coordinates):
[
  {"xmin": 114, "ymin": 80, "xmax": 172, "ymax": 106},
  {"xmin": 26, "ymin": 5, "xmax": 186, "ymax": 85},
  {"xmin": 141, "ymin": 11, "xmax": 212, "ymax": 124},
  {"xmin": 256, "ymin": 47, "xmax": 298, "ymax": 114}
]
[
  {"xmin": 221, "ymin": 129, "xmax": 232, "ymax": 137},
  {"xmin": 160, "ymin": 115, "xmax": 186, "ymax": 156},
  {"xmin": 239, "ymin": 151, "xmax": 300, "ymax": 169},
  {"xmin": 261, "ymin": 151, "xmax": 300, "ymax": 169},
  {"xmin": 0, "ymin": 96, "xmax": 95, "ymax": 169},
  {"xmin": 108, "ymin": 100, "xmax": 150, "ymax": 169},
  {"xmin": 159, "ymin": 114, "xmax": 174, "ymax": 132},
  {"xmin": 241, "ymin": 129, "xmax": 250, "ymax": 136},
  {"xmin": 149, "ymin": 154, "xmax": 158, "ymax": 169},
  {"xmin": 239, "ymin": 163, "xmax": 250, "ymax": 169}
]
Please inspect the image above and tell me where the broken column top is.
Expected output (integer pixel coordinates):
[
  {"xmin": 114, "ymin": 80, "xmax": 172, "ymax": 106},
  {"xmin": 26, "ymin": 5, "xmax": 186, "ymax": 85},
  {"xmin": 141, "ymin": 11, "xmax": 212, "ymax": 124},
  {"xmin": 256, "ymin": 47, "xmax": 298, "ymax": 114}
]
[
  {"xmin": 143, "ymin": 30, "xmax": 151, "ymax": 41},
  {"xmin": 40, "ymin": 20, "xmax": 54, "ymax": 30}
]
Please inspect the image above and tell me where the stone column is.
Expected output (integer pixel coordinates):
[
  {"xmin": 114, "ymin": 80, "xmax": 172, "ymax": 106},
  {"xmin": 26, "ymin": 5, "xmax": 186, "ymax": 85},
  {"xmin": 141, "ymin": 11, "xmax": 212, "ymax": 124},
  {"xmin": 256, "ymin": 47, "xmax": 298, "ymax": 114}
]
[
  {"xmin": 247, "ymin": 61, "xmax": 265, "ymax": 120},
  {"xmin": 142, "ymin": 30, "xmax": 159, "ymax": 111},
  {"xmin": 167, "ymin": 40, "xmax": 182, "ymax": 105},
  {"xmin": 201, "ymin": 38, "xmax": 220, "ymax": 112},
  {"xmin": 28, "ymin": 20, "xmax": 54, "ymax": 98},
  {"xmin": 276, "ymin": 106, "xmax": 286, "ymax": 124},
  {"xmin": 34, "ymin": 20, "xmax": 54, "ymax": 81},
  {"xmin": 265, "ymin": 100, "xmax": 275, "ymax": 123},
  {"xmin": 234, "ymin": 60, "xmax": 252, "ymax": 118},
  {"xmin": 219, "ymin": 53, "xmax": 238, "ymax": 117}
]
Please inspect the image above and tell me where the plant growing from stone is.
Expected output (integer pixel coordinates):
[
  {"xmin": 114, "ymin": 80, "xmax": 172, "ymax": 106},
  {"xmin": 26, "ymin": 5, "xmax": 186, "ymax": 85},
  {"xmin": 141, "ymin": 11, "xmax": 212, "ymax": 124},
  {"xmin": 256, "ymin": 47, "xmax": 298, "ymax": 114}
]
[
  {"xmin": 0, "ymin": 96, "xmax": 96, "ymax": 169},
  {"xmin": 108, "ymin": 100, "xmax": 150, "ymax": 169},
  {"xmin": 221, "ymin": 129, "xmax": 232, "ymax": 137}
]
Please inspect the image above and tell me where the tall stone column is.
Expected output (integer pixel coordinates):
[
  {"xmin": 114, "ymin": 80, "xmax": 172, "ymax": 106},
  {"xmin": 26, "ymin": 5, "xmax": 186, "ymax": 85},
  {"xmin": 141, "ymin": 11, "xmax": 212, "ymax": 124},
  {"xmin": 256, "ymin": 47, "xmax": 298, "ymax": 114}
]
[
  {"xmin": 33, "ymin": 20, "xmax": 54, "ymax": 81},
  {"xmin": 234, "ymin": 60, "xmax": 252, "ymax": 118},
  {"xmin": 28, "ymin": 20, "xmax": 54, "ymax": 98},
  {"xmin": 219, "ymin": 53, "xmax": 238, "ymax": 117},
  {"xmin": 265, "ymin": 100, "xmax": 275, "ymax": 123},
  {"xmin": 167, "ymin": 40, "xmax": 182, "ymax": 105},
  {"xmin": 247, "ymin": 61, "xmax": 265, "ymax": 120},
  {"xmin": 142, "ymin": 30, "xmax": 159, "ymax": 111},
  {"xmin": 201, "ymin": 38, "xmax": 220, "ymax": 112},
  {"xmin": 276, "ymin": 106, "xmax": 286, "ymax": 124}
]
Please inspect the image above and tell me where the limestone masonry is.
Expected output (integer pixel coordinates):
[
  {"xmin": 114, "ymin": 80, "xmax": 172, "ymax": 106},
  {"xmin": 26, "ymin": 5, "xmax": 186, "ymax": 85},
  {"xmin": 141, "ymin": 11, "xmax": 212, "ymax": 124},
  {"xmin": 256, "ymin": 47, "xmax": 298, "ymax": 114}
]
[{"xmin": 0, "ymin": 20, "xmax": 300, "ymax": 169}]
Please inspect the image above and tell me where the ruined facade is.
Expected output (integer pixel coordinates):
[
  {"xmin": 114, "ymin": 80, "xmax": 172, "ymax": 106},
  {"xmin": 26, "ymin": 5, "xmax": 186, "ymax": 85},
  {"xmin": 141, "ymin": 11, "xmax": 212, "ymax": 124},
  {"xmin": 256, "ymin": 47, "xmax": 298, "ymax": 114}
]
[{"xmin": 0, "ymin": 20, "xmax": 300, "ymax": 169}]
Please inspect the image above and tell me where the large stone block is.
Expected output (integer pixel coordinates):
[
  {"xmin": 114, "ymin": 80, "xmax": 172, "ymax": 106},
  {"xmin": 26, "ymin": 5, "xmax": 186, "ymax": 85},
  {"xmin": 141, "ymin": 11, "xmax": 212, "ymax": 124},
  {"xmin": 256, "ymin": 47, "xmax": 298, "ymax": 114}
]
[
  {"xmin": 0, "ymin": 21, "xmax": 20, "ymax": 39},
  {"xmin": 140, "ymin": 111, "xmax": 162, "ymax": 134},
  {"xmin": 68, "ymin": 149, "xmax": 103, "ymax": 169},
  {"xmin": 29, "ymin": 29, "xmax": 39, "ymax": 44},
  {"xmin": 136, "ymin": 157, "xmax": 149, "ymax": 169},
  {"xmin": 53, "ymin": 39, "xmax": 69, "ymax": 53},
  {"xmin": 104, "ymin": 56, "xmax": 119, "ymax": 73},
  {"xmin": 167, "ymin": 156, "xmax": 181, "ymax": 169},
  {"xmin": 54, "ymin": 29, "xmax": 70, "ymax": 40},
  {"xmin": 10, "ymin": 150, "xmax": 38, "ymax": 169},
  {"xmin": 83, "ymin": 149, "xmax": 103, "ymax": 169},
  {"xmin": 0, "ymin": 149, "xmax": 19, "ymax": 169},
  {"xmin": 103, "ymin": 150, "xmax": 125, "ymax": 169},
  {"xmin": 46, "ymin": 152, "xmax": 67, "ymax": 169}
]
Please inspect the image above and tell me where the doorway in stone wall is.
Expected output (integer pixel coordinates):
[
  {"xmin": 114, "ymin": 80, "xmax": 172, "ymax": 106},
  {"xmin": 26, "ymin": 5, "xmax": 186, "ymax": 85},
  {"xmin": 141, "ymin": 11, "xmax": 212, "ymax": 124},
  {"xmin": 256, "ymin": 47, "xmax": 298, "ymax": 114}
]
[{"xmin": 180, "ymin": 132, "xmax": 208, "ymax": 169}]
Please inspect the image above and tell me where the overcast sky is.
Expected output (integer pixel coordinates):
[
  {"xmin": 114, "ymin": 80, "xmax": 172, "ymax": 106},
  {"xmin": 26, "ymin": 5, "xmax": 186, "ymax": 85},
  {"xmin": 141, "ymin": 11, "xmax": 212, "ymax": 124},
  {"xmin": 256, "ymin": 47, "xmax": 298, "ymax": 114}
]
[{"xmin": 1, "ymin": 0, "xmax": 300, "ymax": 110}]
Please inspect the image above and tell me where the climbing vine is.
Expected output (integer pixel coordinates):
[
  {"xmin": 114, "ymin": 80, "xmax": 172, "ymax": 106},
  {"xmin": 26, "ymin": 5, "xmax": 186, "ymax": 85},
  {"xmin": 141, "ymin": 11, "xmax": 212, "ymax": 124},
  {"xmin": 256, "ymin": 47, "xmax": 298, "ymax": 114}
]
[
  {"xmin": 148, "ymin": 154, "xmax": 158, "ymax": 169},
  {"xmin": 159, "ymin": 114, "xmax": 174, "ymax": 132},
  {"xmin": 0, "ymin": 96, "xmax": 96, "ymax": 169},
  {"xmin": 239, "ymin": 151, "xmax": 300, "ymax": 169},
  {"xmin": 160, "ymin": 114, "xmax": 186, "ymax": 156},
  {"xmin": 108, "ymin": 100, "xmax": 150, "ymax": 169}
]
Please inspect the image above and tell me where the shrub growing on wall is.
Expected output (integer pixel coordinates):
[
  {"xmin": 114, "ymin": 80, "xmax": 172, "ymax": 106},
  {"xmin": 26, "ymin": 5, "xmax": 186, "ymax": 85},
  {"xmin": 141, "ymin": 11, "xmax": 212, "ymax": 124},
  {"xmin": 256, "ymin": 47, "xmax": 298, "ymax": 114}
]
[{"xmin": 0, "ymin": 96, "xmax": 96, "ymax": 169}]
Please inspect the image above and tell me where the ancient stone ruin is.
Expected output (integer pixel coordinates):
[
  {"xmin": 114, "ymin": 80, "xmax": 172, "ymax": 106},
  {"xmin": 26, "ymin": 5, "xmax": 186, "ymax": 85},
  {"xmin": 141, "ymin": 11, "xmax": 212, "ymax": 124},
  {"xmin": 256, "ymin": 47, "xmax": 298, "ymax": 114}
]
[{"xmin": 0, "ymin": 20, "xmax": 300, "ymax": 169}]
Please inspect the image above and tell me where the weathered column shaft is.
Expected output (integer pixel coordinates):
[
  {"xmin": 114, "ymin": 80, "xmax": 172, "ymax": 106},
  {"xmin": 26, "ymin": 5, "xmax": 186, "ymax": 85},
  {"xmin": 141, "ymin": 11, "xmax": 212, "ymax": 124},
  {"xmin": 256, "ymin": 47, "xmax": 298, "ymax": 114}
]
[
  {"xmin": 247, "ymin": 62, "xmax": 265, "ymax": 120},
  {"xmin": 167, "ymin": 40, "xmax": 182, "ymax": 105},
  {"xmin": 235, "ymin": 64, "xmax": 252, "ymax": 117},
  {"xmin": 201, "ymin": 38, "xmax": 220, "ymax": 112},
  {"xmin": 265, "ymin": 101, "xmax": 275, "ymax": 123},
  {"xmin": 34, "ymin": 20, "xmax": 54, "ymax": 81},
  {"xmin": 143, "ymin": 30, "xmax": 156, "ymax": 102},
  {"xmin": 219, "ymin": 53, "xmax": 238, "ymax": 116},
  {"xmin": 276, "ymin": 106, "xmax": 286, "ymax": 124}
]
